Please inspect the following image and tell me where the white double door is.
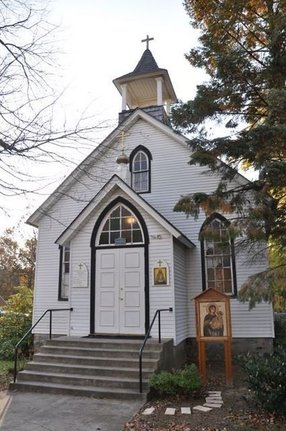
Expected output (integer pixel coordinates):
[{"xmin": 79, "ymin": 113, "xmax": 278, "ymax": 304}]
[{"xmin": 95, "ymin": 248, "xmax": 145, "ymax": 335}]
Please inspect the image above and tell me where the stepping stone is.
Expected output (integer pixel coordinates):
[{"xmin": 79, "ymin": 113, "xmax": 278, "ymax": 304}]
[
  {"xmin": 143, "ymin": 407, "xmax": 155, "ymax": 415},
  {"xmin": 205, "ymin": 397, "xmax": 223, "ymax": 403},
  {"xmin": 165, "ymin": 408, "xmax": 176, "ymax": 415},
  {"xmin": 193, "ymin": 405, "xmax": 212, "ymax": 412},
  {"xmin": 208, "ymin": 391, "xmax": 221, "ymax": 395},
  {"xmin": 181, "ymin": 407, "xmax": 191, "ymax": 414},
  {"xmin": 204, "ymin": 403, "xmax": 223, "ymax": 408}
]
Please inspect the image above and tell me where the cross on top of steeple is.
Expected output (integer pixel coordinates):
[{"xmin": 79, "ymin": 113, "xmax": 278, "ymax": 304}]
[{"xmin": 141, "ymin": 35, "xmax": 154, "ymax": 50}]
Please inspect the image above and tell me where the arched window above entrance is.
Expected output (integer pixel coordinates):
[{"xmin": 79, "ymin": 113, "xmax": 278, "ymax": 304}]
[{"xmin": 97, "ymin": 204, "xmax": 143, "ymax": 246}]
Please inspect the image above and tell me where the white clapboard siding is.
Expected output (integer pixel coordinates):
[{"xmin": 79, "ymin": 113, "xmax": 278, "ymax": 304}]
[
  {"xmin": 127, "ymin": 120, "xmax": 222, "ymax": 240},
  {"xmin": 32, "ymin": 214, "xmax": 71, "ymax": 335},
  {"xmin": 185, "ymin": 246, "xmax": 274, "ymax": 338},
  {"xmin": 32, "ymin": 113, "xmax": 273, "ymax": 340},
  {"xmin": 173, "ymin": 239, "xmax": 188, "ymax": 345},
  {"xmin": 149, "ymin": 234, "xmax": 175, "ymax": 340},
  {"xmin": 62, "ymin": 189, "xmax": 175, "ymax": 338}
]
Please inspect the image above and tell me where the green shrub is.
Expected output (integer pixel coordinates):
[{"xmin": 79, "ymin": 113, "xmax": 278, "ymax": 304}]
[
  {"xmin": 240, "ymin": 346, "xmax": 286, "ymax": 417},
  {"xmin": 0, "ymin": 286, "xmax": 33, "ymax": 360},
  {"xmin": 274, "ymin": 315, "xmax": 286, "ymax": 347},
  {"xmin": 149, "ymin": 364, "xmax": 201, "ymax": 397}
]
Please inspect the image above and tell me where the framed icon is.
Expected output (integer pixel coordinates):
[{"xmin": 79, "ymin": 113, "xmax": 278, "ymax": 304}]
[{"xmin": 153, "ymin": 260, "xmax": 169, "ymax": 286}]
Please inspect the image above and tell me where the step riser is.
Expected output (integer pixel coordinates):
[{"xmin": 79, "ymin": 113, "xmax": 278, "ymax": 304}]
[
  {"xmin": 47, "ymin": 340, "xmax": 162, "ymax": 352},
  {"xmin": 11, "ymin": 338, "xmax": 170, "ymax": 398},
  {"xmin": 26, "ymin": 363, "xmax": 153, "ymax": 379},
  {"xmin": 10, "ymin": 382, "xmax": 145, "ymax": 401},
  {"xmin": 41, "ymin": 347, "xmax": 159, "ymax": 359},
  {"xmin": 18, "ymin": 373, "xmax": 149, "ymax": 390},
  {"xmin": 34, "ymin": 354, "xmax": 158, "ymax": 369}
]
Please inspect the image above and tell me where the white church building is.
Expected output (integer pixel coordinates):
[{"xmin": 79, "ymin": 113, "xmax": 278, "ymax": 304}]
[{"xmin": 27, "ymin": 42, "xmax": 274, "ymax": 362}]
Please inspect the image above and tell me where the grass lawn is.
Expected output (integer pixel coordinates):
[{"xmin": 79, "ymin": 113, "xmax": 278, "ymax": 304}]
[{"xmin": 0, "ymin": 360, "xmax": 14, "ymax": 391}]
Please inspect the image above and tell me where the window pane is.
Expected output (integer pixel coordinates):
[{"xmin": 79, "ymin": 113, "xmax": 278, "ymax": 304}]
[
  {"xmin": 121, "ymin": 207, "xmax": 130, "ymax": 217},
  {"xmin": 224, "ymin": 268, "xmax": 232, "ymax": 280},
  {"xmin": 224, "ymin": 280, "xmax": 233, "ymax": 293},
  {"xmin": 121, "ymin": 230, "xmax": 131, "ymax": 243},
  {"xmin": 133, "ymin": 173, "xmax": 141, "ymax": 191},
  {"xmin": 134, "ymin": 172, "xmax": 148, "ymax": 192},
  {"xmin": 102, "ymin": 219, "xmax": 109, "ymax": 231},
  {"xmin": 133, "ymin": 230, "xmax": 142, "ymax": 243},
  {"xmin": 110, "ymin": 218, "xmax": 120, "ymax": 230},
  {"xmin": 223, "ymin": 256, "xmax": 230, "ymax": 267},
  {"xmin": 99, "ymin": 232, "xmax": 109, "ymax": 244},
  {"xmin": 141, "ymin": 159, "xmax": 148, "ymax": 170},
  {"xmin": 134, "ymin": 160, "xmax": 141, "ymax": 171},
  {"xmin": 64, "ymin": 263, "xmax": 70, "ymax": 274},
  {"xmin": 111, "ymin": 207, "xmax": 120, "ymax": 218},
  {"xmin": 207, "ymin": 267, "xmax": 214, "ymax": 281},
  {"xmin": 133, "ymin": 220, "xmax": 140, "ymax": 229},
  {"xmin": 122, "ymin": 217, "xmax": 132, "ymax": 230},
  {"xmin": 110, "ymin": 231, "xmax": 121, "ymax": 244}
]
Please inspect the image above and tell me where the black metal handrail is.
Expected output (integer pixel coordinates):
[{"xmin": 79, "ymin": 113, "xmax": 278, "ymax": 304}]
[
  {"xmin": 139, "ymin": 307, "xmax": 173, "ymax": 393},
  {"xmin": 14, "ymin": 307, "xmax": 73, "ymax": 382}
]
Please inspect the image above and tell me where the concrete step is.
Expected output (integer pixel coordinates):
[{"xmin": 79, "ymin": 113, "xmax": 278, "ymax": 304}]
[
  {"xmin": 25, "ymin": 361, "xmax": 154, "ymax": 379},
  {"xmin": 40, "ymin": 345, "xmax": 159, "ymax": 359},
  {"xmin": 33, "ymin": 352, "xmax": 158, "ymax": 369},
  {"xmin": 17, "ymin": 370, "xmax": 149, "ymax": 390},
  {"xmin": 11, "ymin": 337, "xmax": 172, "ymax": 399},
  {"xmin": 47, "ymin": 337, "xmax": 162, "ymax": 351},
  {"xmin": 10, "ymin": 381, "xmax": 146, "ymax": 400}
]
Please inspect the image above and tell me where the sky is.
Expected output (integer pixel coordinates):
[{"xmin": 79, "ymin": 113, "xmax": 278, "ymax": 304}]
[{"xmin": 1, "ymin": 0, "xmax": 205, "ymax": 239}]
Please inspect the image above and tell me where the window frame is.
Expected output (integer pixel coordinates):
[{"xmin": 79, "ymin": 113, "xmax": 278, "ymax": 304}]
[
  {"xmin": 58, "ymin": 244, "xmax": 70, "ymax": 301},
  {"xmin": 96, "ymin": 204, "xmax": 144, "ymax": 247},
  {"xmin": 200, "ymin": 214, "xmax": 237, "ymax": 297},
  {"xmin": 129, "ymin": 145, "xmax": 152, "ymax": 194}
]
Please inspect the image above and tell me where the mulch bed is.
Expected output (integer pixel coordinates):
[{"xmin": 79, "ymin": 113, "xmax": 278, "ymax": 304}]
[{"xmin": 123, "ymin": 370, "xmax": 286, "ymax": 431}]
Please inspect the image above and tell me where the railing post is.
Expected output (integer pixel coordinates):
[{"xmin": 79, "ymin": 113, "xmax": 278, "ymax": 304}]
[
  {"xmin": 13, "ymin": 348, "xmax": 18, "ymax": 383},
  {"xmin": 139, "ymin": 307, "xmax": 173, "ymax": 392},
  {"xmin": 139, "ymin": 355, "xmax": 143, "ymax": 393},
  {"xmin": 49, "ymin": 309, "xmax": 52, "ymax": 339},
  {"xmin": 13, "ymin": 308, "xmax": 73, "ymax": 382},
  {"xmin": 158, "ymin": 310, "xmax": 161, "ymax": 343}
]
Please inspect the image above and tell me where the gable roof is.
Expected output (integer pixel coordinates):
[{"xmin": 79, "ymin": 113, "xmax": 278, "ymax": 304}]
[
  {"xmin": 27, "ymin": 108, "xmax": 191, "ymax": 228},
  {"xmin": 56, "ymin": 174, "xmax": 196, "ymax": 248}
]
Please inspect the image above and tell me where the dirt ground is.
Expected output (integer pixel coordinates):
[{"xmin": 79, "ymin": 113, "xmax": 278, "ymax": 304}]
[{"xmin": 123, "ymin": 366, "xmax": 286, "ymax": 431}]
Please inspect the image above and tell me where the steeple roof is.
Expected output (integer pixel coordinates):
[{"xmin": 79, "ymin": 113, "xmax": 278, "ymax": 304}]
[
  {"xmin": 133, "ymin": 49, "xmax": 159, "ymax": 74},
  {"xmin": 113, "ymin": 48, "xmax": 177, "ymax": 111}
]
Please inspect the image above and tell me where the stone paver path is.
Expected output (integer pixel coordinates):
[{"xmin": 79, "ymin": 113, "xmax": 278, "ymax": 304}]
[{"xmin": 142, "ymin": 390, "xmax": 224, "ymax": 416}]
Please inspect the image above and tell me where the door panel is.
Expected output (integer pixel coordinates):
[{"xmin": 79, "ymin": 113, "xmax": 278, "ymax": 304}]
[
  {"xmin": 95, "ymin": 250, "xmax": 119, "ymax": 333},
  {"xmin": 95, "ymin": 248, "xmax": 144, "ymax": 334}
]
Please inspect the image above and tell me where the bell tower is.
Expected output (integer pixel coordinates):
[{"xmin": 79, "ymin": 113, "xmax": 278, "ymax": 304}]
[{"xmin": 113, "ymin": 36, "xmax": 177, "ymax": 124}]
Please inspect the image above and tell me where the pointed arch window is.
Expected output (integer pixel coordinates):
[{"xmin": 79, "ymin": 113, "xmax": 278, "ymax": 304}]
[
  {"xmin": 130, "ymin": 146, "xmax": 152, "ymax": 193},
  {"xmin": 201, "ymin": 215, "xmax": 237, "ymax": 296},
  {"xmin": 97, "ymin": 204, "xmax": 143, "ymax": 246}
]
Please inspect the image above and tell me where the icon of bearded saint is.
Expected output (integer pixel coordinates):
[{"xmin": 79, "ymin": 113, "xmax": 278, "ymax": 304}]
[{"xmin": 203, "ymin": 304, "xmax": 224, "ymax": 337}]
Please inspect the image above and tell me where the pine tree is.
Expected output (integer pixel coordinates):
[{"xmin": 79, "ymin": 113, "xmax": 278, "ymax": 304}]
[{"xmin": 172, "ymin": 0, "xmax": 286, "ymax": 308}]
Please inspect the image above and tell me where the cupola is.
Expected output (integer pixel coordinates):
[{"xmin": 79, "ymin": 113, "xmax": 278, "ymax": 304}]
[{"xmin": 113, "ymin": 36, "xmax": 177, "ymax": 124}]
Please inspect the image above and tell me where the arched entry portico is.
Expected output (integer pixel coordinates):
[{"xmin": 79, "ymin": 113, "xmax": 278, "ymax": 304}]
[{"xmin": 90, "ymin": 197, "xmax": 149, "ymax": 336}]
